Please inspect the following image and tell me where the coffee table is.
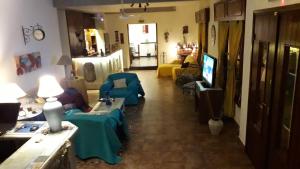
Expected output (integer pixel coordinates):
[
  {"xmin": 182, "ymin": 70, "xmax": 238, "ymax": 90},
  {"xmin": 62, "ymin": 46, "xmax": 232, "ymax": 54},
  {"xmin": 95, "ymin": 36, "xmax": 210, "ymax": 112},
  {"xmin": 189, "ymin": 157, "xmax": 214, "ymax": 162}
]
[{"xmin": 89, "ymin": 98, "xmax": 125, "ymax": 115}]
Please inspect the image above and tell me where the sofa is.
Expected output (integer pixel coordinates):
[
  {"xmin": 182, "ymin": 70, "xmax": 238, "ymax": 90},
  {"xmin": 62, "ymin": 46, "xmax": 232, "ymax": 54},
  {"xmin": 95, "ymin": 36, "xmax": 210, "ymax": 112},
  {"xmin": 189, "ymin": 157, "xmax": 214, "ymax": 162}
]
[
  {"xmin": 157, "ymin": 55, "xmax": 200, "ymax": 81},
  {"xmin": 99, "ymin": 73, "xmax": 145, "ymax": 105}
]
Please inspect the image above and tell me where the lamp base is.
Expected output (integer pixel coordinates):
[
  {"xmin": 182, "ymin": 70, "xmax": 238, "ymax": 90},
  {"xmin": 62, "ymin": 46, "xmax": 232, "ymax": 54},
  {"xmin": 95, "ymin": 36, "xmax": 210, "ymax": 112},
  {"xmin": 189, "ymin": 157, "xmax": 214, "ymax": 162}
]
[{"xmin": 43, "ymin": 97, "xmax": 63, "ymax": 132}]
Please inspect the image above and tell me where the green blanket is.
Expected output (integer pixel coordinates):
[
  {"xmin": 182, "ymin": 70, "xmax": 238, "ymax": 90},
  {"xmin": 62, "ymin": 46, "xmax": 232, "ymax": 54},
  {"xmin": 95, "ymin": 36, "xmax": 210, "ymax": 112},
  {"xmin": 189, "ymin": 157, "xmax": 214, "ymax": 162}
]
[{"xmin": 64, "ymin": 109, "xmax": 128, "ymax": 164}]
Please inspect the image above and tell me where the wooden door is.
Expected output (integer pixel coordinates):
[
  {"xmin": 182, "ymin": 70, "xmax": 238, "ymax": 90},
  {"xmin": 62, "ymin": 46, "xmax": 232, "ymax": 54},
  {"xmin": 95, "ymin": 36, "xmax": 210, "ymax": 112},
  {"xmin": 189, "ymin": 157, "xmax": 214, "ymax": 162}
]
[
  {"xmin": 246, "ymin": 12, "xmax": 278, "ymax": 169},
  {"xmin": 268, "ymin": 10, "xmax": 300, "ymax": 169}
]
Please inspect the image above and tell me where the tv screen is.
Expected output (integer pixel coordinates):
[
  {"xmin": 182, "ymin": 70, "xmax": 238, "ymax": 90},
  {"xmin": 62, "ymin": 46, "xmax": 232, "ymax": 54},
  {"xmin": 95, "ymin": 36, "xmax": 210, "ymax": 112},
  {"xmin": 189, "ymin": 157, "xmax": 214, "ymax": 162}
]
[{"xmin": 202, "ymin": 53, "xmax": 217, "ymax": 88}]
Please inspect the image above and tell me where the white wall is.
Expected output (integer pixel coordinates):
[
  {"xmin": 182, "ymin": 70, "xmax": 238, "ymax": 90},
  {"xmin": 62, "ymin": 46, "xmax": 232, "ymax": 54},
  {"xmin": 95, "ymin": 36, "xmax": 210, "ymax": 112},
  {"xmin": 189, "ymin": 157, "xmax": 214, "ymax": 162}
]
[
  {"xmin": 0, "ymin": 0, "xmax": 64, "ymax": 92},
  {"xmin": 104, "ymin": 1, "xmax": 209, "ymax": 68}
]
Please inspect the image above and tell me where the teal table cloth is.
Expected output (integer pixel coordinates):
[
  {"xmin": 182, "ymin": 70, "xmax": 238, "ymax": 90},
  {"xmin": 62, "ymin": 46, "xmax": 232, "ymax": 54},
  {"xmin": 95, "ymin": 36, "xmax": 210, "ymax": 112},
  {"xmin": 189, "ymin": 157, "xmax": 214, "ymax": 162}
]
[{"xmin": 64, "ymin": 109, "xmax": 128, "ymax": 164}]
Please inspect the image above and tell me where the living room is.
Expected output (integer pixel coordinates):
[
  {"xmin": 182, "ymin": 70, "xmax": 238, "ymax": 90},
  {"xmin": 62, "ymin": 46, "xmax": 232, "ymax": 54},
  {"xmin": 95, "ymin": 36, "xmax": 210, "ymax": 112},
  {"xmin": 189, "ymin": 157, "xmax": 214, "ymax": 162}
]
[{"xmin": 1, "ymin": 0, "xmax": 300, "ymax": 169}]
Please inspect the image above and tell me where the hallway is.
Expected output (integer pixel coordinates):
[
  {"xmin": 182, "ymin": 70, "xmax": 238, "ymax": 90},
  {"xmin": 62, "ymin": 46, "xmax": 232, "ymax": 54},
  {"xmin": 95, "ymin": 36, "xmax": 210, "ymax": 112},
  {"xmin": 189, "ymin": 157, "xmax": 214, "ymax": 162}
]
[{"xmin": 77, "ymin": 70, "xmax": 254, "ymax": 169}]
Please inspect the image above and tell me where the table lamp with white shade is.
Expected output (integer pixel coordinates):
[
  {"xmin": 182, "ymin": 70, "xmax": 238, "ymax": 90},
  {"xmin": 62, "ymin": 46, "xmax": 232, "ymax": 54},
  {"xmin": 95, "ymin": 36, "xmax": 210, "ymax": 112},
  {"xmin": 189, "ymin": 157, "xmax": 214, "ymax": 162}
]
[
  {"xmin": 37, "ymin": 75, "xmax": 64, "ymax": 132},
  {"xmin": 57, "ymin": 55, "xmax": 73, "ymax": 79}
]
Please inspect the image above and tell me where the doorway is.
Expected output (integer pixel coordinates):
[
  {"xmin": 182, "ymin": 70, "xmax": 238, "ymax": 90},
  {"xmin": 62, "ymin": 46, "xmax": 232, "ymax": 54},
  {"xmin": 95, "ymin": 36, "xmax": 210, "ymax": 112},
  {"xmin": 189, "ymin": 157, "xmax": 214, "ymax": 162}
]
[
  {"xmin": 246, "ymin": 7, "xmax": 300, "ymax": 169},
  {"xmin": 128, "ymin": 23, "xmax": 158, "ymax": 69}
]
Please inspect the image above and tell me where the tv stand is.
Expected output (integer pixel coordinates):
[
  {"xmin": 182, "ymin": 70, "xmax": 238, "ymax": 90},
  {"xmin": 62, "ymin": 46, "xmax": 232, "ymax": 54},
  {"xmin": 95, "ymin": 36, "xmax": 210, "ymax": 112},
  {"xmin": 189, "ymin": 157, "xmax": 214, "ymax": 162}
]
[{"xmin": 195, "ymin": 81, "xmax": 223, "ymax": 123}]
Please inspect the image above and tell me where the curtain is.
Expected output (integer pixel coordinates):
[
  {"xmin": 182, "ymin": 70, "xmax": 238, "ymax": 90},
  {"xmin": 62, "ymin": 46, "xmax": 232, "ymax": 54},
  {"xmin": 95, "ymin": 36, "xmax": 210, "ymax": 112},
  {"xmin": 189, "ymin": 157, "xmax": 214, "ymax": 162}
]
[
  {"xmin": 224, "ymin": 21, "xmax": 243, "ymax": 118},
  {"xmin": 198, "ymin": 23, "xmax": 203, "ymax": 63},
  {"xmin": 217, "ymin": 22, "xmax": 229, "ymax": 89}
]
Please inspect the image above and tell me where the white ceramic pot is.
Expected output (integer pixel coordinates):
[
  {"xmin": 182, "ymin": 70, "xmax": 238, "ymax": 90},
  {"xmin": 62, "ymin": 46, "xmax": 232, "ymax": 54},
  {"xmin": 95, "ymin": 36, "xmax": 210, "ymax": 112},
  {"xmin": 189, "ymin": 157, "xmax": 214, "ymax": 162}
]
[{"xmin": 208, "ymin": 119, "xmax": 223, "ymax": 135}]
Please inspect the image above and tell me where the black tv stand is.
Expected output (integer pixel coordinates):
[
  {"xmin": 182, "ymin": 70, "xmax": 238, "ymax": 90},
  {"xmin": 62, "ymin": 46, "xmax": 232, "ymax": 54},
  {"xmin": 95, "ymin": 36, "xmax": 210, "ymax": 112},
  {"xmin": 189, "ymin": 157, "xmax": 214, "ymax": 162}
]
[{"xmin": 195, "ymin": 81, "xmax": 223, "ymax": 123}]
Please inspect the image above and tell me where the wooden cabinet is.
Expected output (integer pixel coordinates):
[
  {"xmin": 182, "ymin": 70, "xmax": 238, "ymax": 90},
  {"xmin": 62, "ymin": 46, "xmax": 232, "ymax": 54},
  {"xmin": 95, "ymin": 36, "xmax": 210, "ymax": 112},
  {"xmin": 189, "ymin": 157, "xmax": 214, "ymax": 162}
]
[
  {"xmin": 214, "ymin": 1, "xmax": 226, "ymax": 21},
  {"xmin": 214, "ymin": 0, "xmax": 245, "ymax": 21},
  {"xmin": 196, "ymin": 8, "xmax": 210, "ymax": 23},
  {"xmin": 66, "ymin": 10, "xmax": 95, "ymax": 57}
]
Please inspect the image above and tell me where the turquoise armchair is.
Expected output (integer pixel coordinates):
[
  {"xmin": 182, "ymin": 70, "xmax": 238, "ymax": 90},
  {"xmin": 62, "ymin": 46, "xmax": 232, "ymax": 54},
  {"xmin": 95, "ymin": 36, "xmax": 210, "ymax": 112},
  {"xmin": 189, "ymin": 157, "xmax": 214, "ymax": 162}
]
[
  {"xmin": 64, "ymin": 109, "xmax": 128, "ymax": 164},
  {"xmin": 99, "ymin": 73, "xmax": 145, "ymax": 105}
]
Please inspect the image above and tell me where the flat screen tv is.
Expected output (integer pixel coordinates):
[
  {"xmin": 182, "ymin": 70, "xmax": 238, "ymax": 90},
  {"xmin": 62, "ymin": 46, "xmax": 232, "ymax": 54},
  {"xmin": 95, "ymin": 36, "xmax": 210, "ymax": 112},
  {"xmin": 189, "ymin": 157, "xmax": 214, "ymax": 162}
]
[{"xmin": 202, "ymin": 53, "xmax": 217, "ymax": 88}]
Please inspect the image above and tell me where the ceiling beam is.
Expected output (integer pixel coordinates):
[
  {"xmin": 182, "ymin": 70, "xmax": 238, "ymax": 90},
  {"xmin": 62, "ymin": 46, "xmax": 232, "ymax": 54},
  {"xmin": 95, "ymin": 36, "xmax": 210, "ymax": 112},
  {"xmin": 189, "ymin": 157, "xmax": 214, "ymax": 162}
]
[{"xmin": 53, "ymin": 0, "xmax": 193, "ymax": 8}]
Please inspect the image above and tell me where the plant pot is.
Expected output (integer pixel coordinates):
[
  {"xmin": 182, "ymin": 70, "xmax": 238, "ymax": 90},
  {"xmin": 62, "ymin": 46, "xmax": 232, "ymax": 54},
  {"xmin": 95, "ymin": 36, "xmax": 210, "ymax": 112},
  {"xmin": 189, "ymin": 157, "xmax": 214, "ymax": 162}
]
[{"xmin": 208, "ymin": 119, "xmax": 223, "ymax": 135}]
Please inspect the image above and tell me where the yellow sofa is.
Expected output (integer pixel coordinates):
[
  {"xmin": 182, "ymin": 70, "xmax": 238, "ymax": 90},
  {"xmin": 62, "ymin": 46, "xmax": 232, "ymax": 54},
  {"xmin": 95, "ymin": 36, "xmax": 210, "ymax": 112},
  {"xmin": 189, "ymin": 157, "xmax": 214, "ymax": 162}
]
[
  {"xmin": 157, "ymin": 60, "xmax": 181, "ymax": 78},
  {"xmin": 157, "ymin": 55, "xmax": 200, "ymax": 80},
  {"xmin": 172, "ymin": 55, "xmax": 200, "ymax": 81}
]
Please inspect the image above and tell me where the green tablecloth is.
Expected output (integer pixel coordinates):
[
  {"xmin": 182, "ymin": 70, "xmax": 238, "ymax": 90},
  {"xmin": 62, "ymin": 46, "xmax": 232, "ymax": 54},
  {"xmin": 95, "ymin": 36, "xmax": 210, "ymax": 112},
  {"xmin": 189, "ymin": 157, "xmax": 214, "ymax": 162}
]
[{"xmin": 64, "ymin": 109, "xmax": 128, "ymax": 164}]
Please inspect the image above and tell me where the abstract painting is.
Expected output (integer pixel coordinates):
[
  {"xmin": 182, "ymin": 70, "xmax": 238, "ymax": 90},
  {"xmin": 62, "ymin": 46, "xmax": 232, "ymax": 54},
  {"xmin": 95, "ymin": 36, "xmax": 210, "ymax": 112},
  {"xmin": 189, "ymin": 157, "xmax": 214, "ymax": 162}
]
[{"xmin": 15, "ymin": 52, "xmax": 42, "ymax": 76}]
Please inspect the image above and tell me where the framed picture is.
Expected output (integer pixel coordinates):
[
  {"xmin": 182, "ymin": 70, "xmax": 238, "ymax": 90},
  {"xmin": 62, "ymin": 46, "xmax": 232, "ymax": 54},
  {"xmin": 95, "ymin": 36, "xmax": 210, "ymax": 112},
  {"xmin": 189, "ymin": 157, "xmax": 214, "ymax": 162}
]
[
  {"xmin": 15, "ymin": 52, "xmax": 42, "ymax": 76},
  {"xmin": 120, "ymin": 33, "xmax": 124, "ymax": 44},
  {"xmin": 115, "ymin": 31, "xmax": 119, "ymax": 42}
]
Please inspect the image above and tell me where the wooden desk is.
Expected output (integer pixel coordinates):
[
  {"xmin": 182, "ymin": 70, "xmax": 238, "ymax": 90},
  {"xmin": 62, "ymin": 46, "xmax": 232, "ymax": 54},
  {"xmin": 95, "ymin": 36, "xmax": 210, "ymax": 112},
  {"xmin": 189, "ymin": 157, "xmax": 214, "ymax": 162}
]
[{"xmin": 0, "ymin": 121, "xmax": 78, "ymax": 169}]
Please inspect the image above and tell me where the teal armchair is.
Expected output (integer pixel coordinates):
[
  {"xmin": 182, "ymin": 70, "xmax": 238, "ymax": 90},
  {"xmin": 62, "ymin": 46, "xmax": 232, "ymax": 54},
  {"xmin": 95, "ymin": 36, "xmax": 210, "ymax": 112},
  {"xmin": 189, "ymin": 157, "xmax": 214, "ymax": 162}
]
[
  {"xmin": 99, "ymin": 73, "xmax": 145, "ymax": 105},
  {"xmin": 64, "ymin": 109, "xmax": 128, "ymax": 164}
]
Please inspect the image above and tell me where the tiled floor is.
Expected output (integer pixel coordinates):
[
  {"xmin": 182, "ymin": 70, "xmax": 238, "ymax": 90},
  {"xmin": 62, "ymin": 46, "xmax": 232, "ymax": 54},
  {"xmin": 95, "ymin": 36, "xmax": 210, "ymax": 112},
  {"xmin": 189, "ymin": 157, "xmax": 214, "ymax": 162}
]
[
  {"xmin": 77, "ymin": 70, "xmax": 254, "ymax": 169},
  {"xmin": 131, "ymin": 57, "xmax": 157, "ymax": 67}
]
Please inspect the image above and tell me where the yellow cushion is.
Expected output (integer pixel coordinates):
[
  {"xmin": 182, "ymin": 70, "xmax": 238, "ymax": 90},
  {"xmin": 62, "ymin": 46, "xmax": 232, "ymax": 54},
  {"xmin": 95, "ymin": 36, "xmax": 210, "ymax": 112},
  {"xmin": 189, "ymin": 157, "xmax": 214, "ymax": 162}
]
[
  {"xmin": 157, "ymin": 64, "xmax": 181, "ymax": 77},
  {"xmin": 184, "ymin": 55, "xmax": 197, "ymax": 64}
]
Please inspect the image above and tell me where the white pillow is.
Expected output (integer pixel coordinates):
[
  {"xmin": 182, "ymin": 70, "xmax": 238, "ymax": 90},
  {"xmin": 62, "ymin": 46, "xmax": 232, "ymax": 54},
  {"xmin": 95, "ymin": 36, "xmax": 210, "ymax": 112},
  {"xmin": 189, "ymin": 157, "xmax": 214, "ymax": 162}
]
[{"xmin": 113, "ymin": 78, "xmax": 127, "ymax": 88}]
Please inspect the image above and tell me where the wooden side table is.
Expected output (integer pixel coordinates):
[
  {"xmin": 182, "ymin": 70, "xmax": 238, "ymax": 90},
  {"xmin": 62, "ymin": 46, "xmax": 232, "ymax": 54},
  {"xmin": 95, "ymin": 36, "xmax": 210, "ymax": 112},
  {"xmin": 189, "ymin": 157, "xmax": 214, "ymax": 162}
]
[{"xmin": 61, "ymin": 77, "xmax": 89, "ymax": 104}]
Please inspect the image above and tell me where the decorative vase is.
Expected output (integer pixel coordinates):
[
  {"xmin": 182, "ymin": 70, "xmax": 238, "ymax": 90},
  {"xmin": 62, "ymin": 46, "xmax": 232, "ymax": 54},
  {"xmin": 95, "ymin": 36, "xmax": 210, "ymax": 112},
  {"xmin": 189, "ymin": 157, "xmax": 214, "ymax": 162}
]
[{"xmin": 208, "ymin": 119, "xmax": 223, "ymax": 135}]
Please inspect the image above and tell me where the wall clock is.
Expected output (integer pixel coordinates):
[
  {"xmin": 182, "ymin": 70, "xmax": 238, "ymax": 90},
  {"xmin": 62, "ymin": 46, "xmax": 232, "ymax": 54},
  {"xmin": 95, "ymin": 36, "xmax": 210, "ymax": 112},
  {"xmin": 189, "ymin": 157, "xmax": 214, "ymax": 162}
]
[
  {"xmin": 211, "ymin": 25, "xmax": 216, "ymax": 46},
  {"xmin": 33, "ymin": 28, "xmax": 45, "ymax": 41}
]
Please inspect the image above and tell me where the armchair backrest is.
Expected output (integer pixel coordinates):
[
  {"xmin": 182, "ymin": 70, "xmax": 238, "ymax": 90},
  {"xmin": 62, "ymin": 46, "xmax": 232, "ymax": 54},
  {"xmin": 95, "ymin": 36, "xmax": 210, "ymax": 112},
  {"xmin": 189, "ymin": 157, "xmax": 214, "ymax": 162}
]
[{"xmin": 107, "ymin": 73, "xmax": 139, "ymax": 84}]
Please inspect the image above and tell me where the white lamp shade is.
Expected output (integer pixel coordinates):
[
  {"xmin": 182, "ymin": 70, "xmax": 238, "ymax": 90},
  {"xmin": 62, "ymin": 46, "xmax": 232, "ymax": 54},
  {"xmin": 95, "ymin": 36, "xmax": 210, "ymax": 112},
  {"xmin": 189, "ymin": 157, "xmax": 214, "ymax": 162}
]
[
  {"xmin": 0, "ymin": 83, "xmax": 26, "ymax": 102},
  {"xmin": 38, "ymin": 75, "xmax": 64, "ymax": 98}
]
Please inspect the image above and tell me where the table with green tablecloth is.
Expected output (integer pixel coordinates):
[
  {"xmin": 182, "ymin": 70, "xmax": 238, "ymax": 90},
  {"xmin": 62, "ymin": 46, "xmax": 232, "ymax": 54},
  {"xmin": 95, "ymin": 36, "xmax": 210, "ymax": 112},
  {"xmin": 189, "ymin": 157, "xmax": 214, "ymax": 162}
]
[{"xmin": 64, "ymin": 108, "xmax": 128, "ymax": 164}]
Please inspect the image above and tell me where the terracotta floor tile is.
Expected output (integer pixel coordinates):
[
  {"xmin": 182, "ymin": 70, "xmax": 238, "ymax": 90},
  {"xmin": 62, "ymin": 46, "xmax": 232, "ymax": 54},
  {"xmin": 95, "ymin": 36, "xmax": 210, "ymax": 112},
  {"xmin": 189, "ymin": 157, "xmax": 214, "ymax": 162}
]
[{"xmin": 76, "ymin": 70, "xmax": 254, "ymax": 169}]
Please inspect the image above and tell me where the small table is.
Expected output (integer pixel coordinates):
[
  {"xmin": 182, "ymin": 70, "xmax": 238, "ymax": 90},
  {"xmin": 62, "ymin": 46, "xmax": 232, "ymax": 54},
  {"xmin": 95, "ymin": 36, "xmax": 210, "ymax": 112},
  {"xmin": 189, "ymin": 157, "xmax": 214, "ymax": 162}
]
[{"xmin": 89, "ymin": 98, "xmax": 125, "ymax": 115}]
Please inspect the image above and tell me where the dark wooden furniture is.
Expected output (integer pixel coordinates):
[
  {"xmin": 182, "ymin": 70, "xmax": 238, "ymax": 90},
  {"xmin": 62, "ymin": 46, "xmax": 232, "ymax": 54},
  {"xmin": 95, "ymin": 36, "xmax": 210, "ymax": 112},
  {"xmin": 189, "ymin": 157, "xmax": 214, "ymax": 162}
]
[
  {"xmin": 214, "ymin": 0, "xmax": 245, "ymax": 21},
  {"xmin": 65, "ymin": 10, "xmax": 95, "ymax": 57},
  {"xmin": 195, "ymin": 81, "xmax": 223, "ymax": 123},
  {"xmin": 246, "ymin": 5, "xmax": 300, "ymax": 169},
  {"xmin": 195, "ymin": 8, "xmax": 210, "ymax": 23}
]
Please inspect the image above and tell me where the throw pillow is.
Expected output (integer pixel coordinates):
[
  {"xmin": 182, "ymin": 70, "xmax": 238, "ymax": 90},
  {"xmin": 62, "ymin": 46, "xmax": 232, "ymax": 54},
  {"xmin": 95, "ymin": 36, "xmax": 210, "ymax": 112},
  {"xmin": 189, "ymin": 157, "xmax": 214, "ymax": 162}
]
[
  {"xmin": 181, "ymin": 62, "xmax": 190, "ymax": 68},
  {"xmin": 113, "ymin": 78, "xmax": 127, "ymax": 88}
]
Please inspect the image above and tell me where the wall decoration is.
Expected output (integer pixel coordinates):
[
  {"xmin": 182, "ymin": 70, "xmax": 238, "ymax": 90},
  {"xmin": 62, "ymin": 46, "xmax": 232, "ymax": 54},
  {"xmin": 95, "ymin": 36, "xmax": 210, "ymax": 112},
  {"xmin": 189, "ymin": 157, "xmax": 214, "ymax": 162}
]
[
  {"xmin": 22, "ymin": 24, "xmax": 45, "ymax": 45},
  {"xmin": 115, "ymin": 31, "xmax": 119, "ymax": 42},
  {"xmin": 211, "ymin": 25, "xmax": 216, "ymax": 46},
  {"xmin": 120, "ymin": 33, "xmax": 124, "ymax": 44},
  {"xmin": 164, "ymin": 32, "xmax": 169, "ymax": 42},
  {"xmin": 15, "ymin": 52, "xmax": 42, "ymax": 76},
  {"xmin": 183, "ymin": 25, "xmax": 189, "ymax": 34},
  {"xmin": 143, "ymin": 25, "xmax": 149, "ymax": 33}
]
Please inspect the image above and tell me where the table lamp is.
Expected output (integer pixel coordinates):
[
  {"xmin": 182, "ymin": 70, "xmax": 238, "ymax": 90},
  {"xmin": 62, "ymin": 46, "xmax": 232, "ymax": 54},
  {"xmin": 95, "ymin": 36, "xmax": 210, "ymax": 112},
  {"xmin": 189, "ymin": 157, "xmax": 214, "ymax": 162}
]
[
  {"xmin": 0, "ymin": 83, "xmax": 26, "ymax": 103},
  {"xmin": 57, "ymin": 55, "xmax": 73, "ymax": 79},
  {"xmin": 37, "ymin": 75, "xmax": 64, "ymax": 132}
]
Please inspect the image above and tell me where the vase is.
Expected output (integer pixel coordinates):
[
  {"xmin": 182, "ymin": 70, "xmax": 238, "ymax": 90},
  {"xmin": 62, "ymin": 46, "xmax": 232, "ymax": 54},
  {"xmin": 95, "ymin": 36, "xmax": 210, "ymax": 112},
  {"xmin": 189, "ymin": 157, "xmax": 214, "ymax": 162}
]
[{"xmin": 208, "ymin": 119, "xmax": 223, "ymax": 135}]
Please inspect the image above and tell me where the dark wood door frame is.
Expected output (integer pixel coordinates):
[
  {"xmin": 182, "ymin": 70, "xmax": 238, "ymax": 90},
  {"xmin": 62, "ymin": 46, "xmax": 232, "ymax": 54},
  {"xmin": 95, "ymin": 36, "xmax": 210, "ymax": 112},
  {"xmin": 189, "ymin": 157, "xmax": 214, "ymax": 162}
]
[{"xmin": 247, "ymin": 4, "xmax": 300, "ymax": 169}]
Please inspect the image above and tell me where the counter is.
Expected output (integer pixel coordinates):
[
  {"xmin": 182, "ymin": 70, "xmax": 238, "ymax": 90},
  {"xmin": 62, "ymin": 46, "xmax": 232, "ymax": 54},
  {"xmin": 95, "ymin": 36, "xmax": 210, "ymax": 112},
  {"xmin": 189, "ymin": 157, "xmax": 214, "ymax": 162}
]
[{"xmin": 72, "ymin": 49, "xmax": 124, "ymax": 89}]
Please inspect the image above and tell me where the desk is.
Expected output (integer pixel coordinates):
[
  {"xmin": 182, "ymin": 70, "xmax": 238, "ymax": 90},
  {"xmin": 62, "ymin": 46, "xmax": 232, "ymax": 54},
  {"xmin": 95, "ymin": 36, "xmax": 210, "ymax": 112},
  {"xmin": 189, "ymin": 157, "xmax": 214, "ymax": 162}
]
[{"xmin": 0, "ymin": 121, "xmax": 78, "ymax": 169}]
